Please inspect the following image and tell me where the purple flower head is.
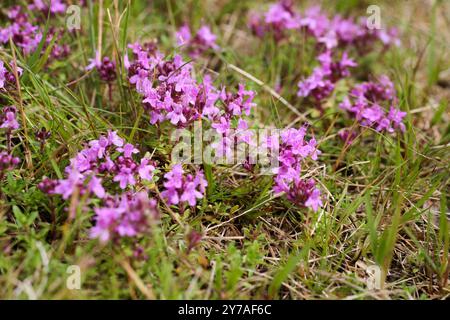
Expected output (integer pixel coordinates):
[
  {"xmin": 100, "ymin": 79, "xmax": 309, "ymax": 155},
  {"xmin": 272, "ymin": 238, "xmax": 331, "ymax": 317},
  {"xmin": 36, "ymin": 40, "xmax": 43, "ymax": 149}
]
[
  {"xmin": 161, "ymin": 164, "xmax": 207, "ymax": 207},
  {"xmin": 0, "ymin": 106, "xmax": 20, "ymax": 131},
  {"xmin": 304, "ymin": 188, "xmax": 323, "ymax": 212},
  {"xmin": 38, "ymin": 177, "xmax": 58, "ymax": 194},
  {"xmin": 387, "ymin": 106, "xmax": 406, "ymax": 132},
  {"xmin": 338, "ymin": 129, "xmax": 357, "ymax": 146},
  {"xmin": 90, "ymin": 192, "xmax": 159, "ymax": 243},
  {"xmin": 250, "ymin": 2, "xmax": 400, "ymax": 53},
  {"xmin": 0, "ymin": 151, "xmax": 20, "ymax": 173},
  {"xmin": 54, "ymin": 167, "xmax": 84, "ymax": 200},
  {"xmin": 127, "ymin": 46, "xmax": 220, "ymax": 127},
  {"xmin": 197, "ymin": 26, "xmax": 219, "ymax": 49},
  {"xmin": 298, "ymin": 68, "xmax": 334, "ymax": 102},
  {"xmin": 138, "ymin": 158, "xmax": 156, "ymax": 181},
  {"xmin": 48, "ymin": 131, "xmax": 159, "ymax": 199},
  {"xmin": 0, "ymin": 61, "xmax": 7, "ymax": 89},
  {"xmin": 176, "ymin": 24, "xmax": 219, "ymax": 58},
  {"xmin": 29, "ymin": 0, "xmax": 67, "ymax": 15},
  {"xmin": 249, "ymin": 0, "xmax": 300, "ymax": 41},
  {"xmin": 298, "ymin": 50, "xmax": 356, "ymax": 104},
  {"xmin": 0, "ymin": 5, "xmax": 70, "ymax": 62},
  {"xmin": 0, "ymin": 61, "xmax": 23, "ymax": 90},
  {"xmin": 118, "ymin": 143, "xmax": 139, "ymax": 158},
  {"xmin": 211, "ymin": 116, "xmax": 230, "ymax": 134},
  {"xmin": 176, "ymin": 24, "xmax": 192, "ymax": 46},
  {"xmin": 163, "ymin": 164, "xmax": 184, "ymax": 190},
  {"xmin": 107, "ymin": 130, "xmax": 124, "ymax": 147},
  {"xmin": 87, "ymin": 52, "xmax": 117, "ymax": 82},
  {"xmin": 220, "ymin": 84, "xmax": 256, "ymax": 117},
  {"xmin": 272, "ymin": 125, "xmax": 322, "ymax": 211},
  {"xmin": 340, "ymin": 76, "xmax": 405, "ymax": 134}
]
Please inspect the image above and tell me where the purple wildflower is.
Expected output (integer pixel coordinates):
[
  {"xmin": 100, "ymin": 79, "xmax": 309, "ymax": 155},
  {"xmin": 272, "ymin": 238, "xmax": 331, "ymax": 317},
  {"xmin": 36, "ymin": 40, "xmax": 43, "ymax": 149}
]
[
  {"xmin": 176, "ymin": 24, "xmax": 219, "ymax": 58},
  {"xmin": 249, "ymin": 3, "xmax": 400, "ymax": 52},
  {"xmin": 28, "ymin": 0, "xmax": 67, "ymax": 15},
  {"xmin": 297, "ymin": 50, "xmax": 356, "ymax": 104},
  {"xmin": 38, "ymin": 177, "xmax": 58, "ymax": 194},
  {"xmin": 126, "ymin": 40, "xmax": 257, "ymax": 136},
  {"xmin": 86, "ymin": 52, "xmax": 117, "ymax": 82},
  {"xmin": 90, "ymin": 192, "xmax": 159, "ymax": 243},
  {"xmin": 0, "ymin": 5, "xmax": 70, "ymax": 62},
  {"xmin": 249, "ymin": 0, "xmax": 300, "ymax": 41},
  {"xmin": 0, "ymin": 60, "xmax": 23, "ymax": 90},
  {"xmin": 0, "ymin": 151, "xmax": 20, "ymax": 174},
  {"xmin": 44, "ymin": 131, "xmax": 157, "ymax": 199},
  {"xmin": 0, "ymin": 106, "xmax": 20, "ymax": 131},
  {"xmin": 161, "ymin": 164, "xmax": 207, "ymax": 207},
  {"xmin": 271, "ymin": 125, "xmax": 323, "ymax": 211},
  {"xmin": 340, "ymin": 75, "xmax": 406, "ymax": 133}
]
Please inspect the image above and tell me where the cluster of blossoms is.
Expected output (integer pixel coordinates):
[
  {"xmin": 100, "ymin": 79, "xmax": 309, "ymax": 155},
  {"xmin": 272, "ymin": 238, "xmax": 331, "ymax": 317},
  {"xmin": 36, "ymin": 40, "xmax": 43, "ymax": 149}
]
[
  {"xmin": 0, "ymin": 106, "xmax": 20, "ymax": 132},
  {"xmin": 297, "ymin": 50, "xmax": 356, "ymax": 104},
  {"xmin": 126, "ymin": 43, "xmax": 202, "ymax": 126},
  {"xmin": 287, "ymin": 2, "xmax": 396, "ymax": 105},
  {"xmin": 86, "ymin": 51, "xmax": 117, "ymax": 83},
  {"xmin": 38, "ymin": 130, "xmax": 210, "ymax": 242},
  {"xmin": 248, "ymin": 0, "xmax": 300, "ymax": 41},
  {"xmin": 249, "ymin": 2, "xmax": 400, "ymax": 50},
  {"xmin": 208, "ymin": 82, "xmax": 257, "ymax": 160},
  {"xmin": 0, "ymin": 151, "xmax": 19, "ymax": 174},
  {"xmin": 298, "ymin": 6, "xmax": 400, "ymax": 51},
  {"xmin": 176, "ymin": 24, "xmax": 219, "ymax": 58},
  {"xmin": 125, "ymin": 42, "xmax": 256, "ymax": 131},
  {"xmin": 0, "ymin": 60, "xmax": 23, "ymax": 91},
  {"xmin": 340, "ymin": 75, "xmax": 406, "ymax": 134},
  {"xmin": 28, "ymin": 0, "xmax": 67, "ymax": 15},
  {"xmin": 40, "ymin": 130, "xmax": 156, "ymax": 199},
  {"xmin": 249, "ymin": 2, "xmax": 406, "ymax": 135},
  {"xmin": 39, "ymin": 130, "xmax": 159, "ymax": 242},
  {"xmin": 271, "ymin": 125, "xmax": 322, "ymax": 211},
  {"xmin": 161, "ymin": 164, "xmax": 207, "ymax": 207},
  {"xmin": 90, "ymin": 192, "xmax": 159, "ymax": 243},
  {"xmin": 0, "ymin": 5, "xmax": 70, "ymax": 62},
  {"xmin": 0, "ymin": 106, "xmax": 20, "ymax": 177},
  {"xmin": 125, "ymin": 41, "xmax": 321, "ymax": 210}
]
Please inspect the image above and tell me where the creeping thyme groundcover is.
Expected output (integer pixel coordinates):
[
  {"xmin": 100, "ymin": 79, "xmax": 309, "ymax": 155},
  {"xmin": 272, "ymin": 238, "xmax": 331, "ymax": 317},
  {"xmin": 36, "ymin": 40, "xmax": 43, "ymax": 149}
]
[{"xmin": 0, "ymin": 0, "xmax": 448, "ymax": 300}]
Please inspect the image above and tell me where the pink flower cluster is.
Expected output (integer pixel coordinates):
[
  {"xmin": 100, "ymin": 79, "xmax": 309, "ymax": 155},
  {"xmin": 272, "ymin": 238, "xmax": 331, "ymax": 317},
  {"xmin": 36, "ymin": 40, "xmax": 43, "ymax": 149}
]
[
  {"xmin": 299, "ymin": 6, "xmax": 400, "ymax": 51},
  {"xmin": 40, "ymin": 131, "xmax": 160, "ymax": 243},
  {"xmin": 0, "ymin": 151, "xmax": 19, "ymax": 175},
  {"xmin": 248, "ymin": 0, "xmax": 300, "ymax": 41},
  {"xmin": 41, "ymin": 130, "xmax": 155, "ymax": 200},
  {"xmin": 86, "ymin": 52, "xmax": 117, "ymax": 83},
  {"xmin": 297, "ymin": 50, "xmax": 356, "ymax": 103},
  {"xmin": 161, "ymin": 164, "xmax": 207, "ymax": 207},
  {"xmin": 90, "ymin": 192, "xmax": 159, "ymax": 243},
  {"xmin": 0, "ymin": 106, "xmax": 20, "ymax": 132},
  {"xmin": 0, "ymin": 60, "xmax": 23, "ymax": 91},
  {"xmin": 39, "ymin": 132, "xmax": 209, "ymax": 241},
  {"xmin": 340, "ymin": 75, "xmax": 406, "ymax": 133},
  {"xmin": 0, "ymin": 5, "xmax": 70, "ymax": 62},
  {"xmin": 176, "ymin": 24, "xmax": 219, "ymax": 58},
  {"xmin": 126, "ymin": 44, "xmax": 201, "ymax": 126},
  {"xmin": 208, "ymin": 83, "xmax": 257, "ymax": 158},
  {"xmin": 126, "ymin": 41, "xmax": 321, "ymax": 210},
  {"xmin": 249, "ymin": 2, "xmax": 400, "ymax": 50},
  {"xmin": 0, "ymin": 106, "xmax": 20, "ymax": 176},
  {"xmin": 250, "ymin": 2, "xmax": 401, "ymax": 112},
  {"xmin": 125, "ymin": 42, "xmax": 256, "ymax": 129},
  {"xmin": 248, "ymin": 2, "xmax": 406, "ymax": 136},
  {"xmin": 28, "ymin": 0, "xmax": 67, "ymax": 15},
  {"xmin": 272, "ymin": 125, "xmax": 322, "ymax": 211}
]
